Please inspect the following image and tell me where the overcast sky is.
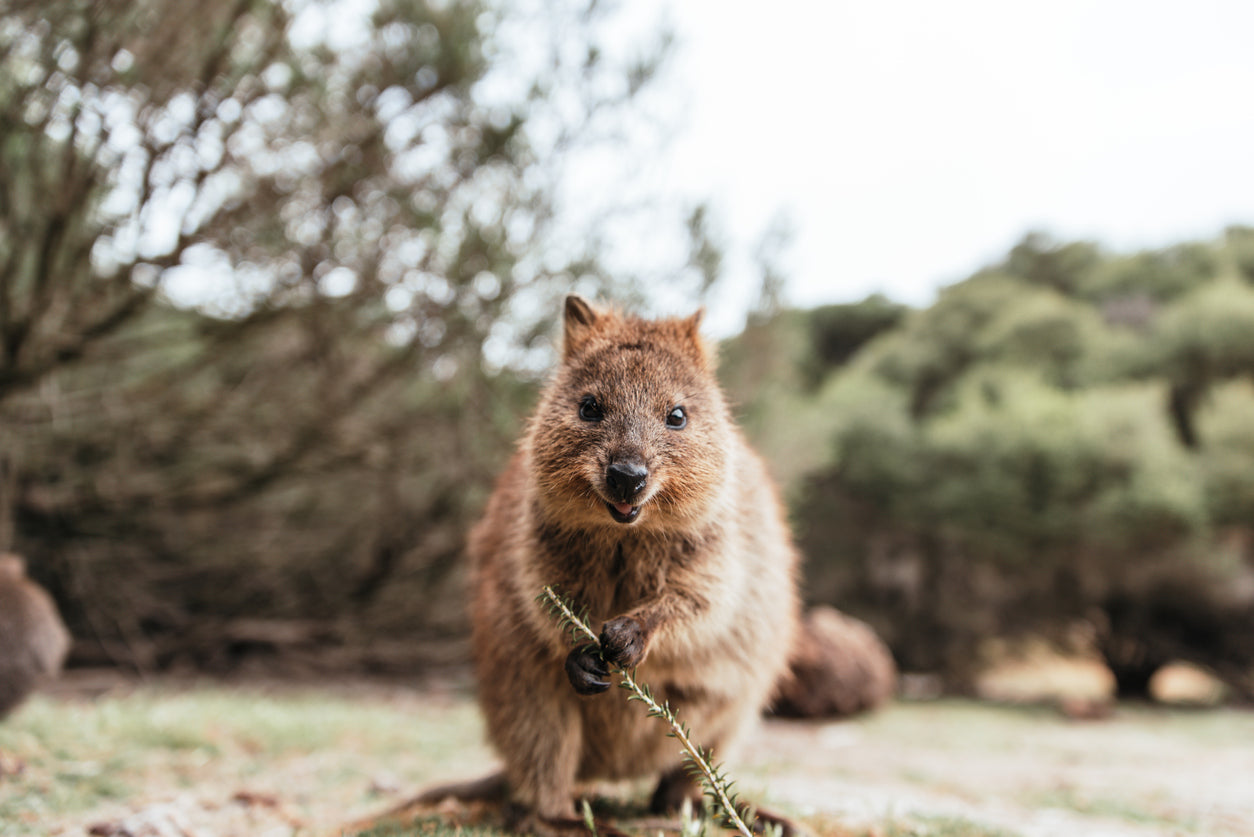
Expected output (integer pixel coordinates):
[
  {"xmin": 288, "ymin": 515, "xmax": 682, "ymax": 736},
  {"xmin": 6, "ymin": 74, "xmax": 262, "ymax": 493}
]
[{"xmin": 620, "ymin": 0, "xmax": 1254, "ymax": 329}]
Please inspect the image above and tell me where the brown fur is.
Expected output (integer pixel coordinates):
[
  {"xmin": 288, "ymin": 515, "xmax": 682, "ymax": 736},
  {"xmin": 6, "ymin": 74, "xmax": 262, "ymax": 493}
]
[
  {"xmin": 469, "ymin": 296, "xmax": 801, "ymax": 828},
  {"xmin": 770, "ymin": 605, "xmax": 897, "ymax": 719},
  {"xmin": 0, "ymin": 553, "xmax": 70, "ymax": 719}
]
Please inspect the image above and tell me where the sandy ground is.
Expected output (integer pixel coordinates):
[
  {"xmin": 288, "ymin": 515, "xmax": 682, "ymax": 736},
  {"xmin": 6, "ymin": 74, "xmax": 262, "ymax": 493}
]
[
  {"xmin": 745, "ymin": 706, "xmax": 1254, "ymax": 837},
  {"xmin": 741, "ymin": 660, "xmax": 1253, "ymax": 837}
]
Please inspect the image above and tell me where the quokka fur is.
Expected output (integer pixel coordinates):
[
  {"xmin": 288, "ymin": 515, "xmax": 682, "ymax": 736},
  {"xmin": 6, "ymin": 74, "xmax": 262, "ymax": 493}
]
[
  {"xmin": 0, "ymin": 553, "xmax": 70, "ymax": 719},
  {"xmin": 469, "ymin": 295, "xmax": 801, "ymax": 829}
]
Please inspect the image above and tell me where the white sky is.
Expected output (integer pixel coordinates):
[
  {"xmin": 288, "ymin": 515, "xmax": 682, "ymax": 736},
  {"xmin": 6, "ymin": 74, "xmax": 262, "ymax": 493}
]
[{"xmin": 619, "ymin": 0, "xmax": 1254, "ymax": 329}]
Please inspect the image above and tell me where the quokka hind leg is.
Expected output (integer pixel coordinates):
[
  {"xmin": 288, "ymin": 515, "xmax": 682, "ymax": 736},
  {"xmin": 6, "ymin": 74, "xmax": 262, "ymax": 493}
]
[
  {"xmin": 485, "ymin": 687, "xmax": 603, "ymax": 831},
  {"xmin": 335, "ymin": 771, "xmax": 634, "ymax": 837}
]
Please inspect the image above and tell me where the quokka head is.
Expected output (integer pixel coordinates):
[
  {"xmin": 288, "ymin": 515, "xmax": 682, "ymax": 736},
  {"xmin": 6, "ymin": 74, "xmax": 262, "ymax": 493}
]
[{"xmin": 528, "ymin": 295, "xmax": 733, "ymax": 531}]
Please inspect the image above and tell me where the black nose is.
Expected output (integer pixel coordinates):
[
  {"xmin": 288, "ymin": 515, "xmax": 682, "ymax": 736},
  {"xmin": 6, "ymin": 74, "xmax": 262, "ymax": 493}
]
[{"xmin": 606, "ymin": 460, "xmax": 648, "ymax": 502}]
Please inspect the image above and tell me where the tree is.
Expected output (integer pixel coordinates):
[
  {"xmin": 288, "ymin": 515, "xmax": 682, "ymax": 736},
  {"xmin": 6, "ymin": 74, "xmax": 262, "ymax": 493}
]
[
  {"xmin": 805, "ymin": 295, "xmax": 906, "ymax": 387},
  {"xmin": 748, "ymin": 231, "xmax": 1254, "ymax": 699},
  {"xmin": 0, "ymin": 0, "xmax": 678, "ymax": 670},
  {"xmin": 1146, "ymin": 280, "xmax": 1254, "ymax": 449}
]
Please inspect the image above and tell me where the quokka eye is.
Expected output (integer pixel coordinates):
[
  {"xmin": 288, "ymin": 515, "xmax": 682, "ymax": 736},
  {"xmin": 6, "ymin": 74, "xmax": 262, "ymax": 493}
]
[
  {"xmin": 666, "ymin": 406, "xmax": 687, "ymax": 429},
  {"xmin": 579, "ymin": 395, "xmax": 603, "ymax": 422}
]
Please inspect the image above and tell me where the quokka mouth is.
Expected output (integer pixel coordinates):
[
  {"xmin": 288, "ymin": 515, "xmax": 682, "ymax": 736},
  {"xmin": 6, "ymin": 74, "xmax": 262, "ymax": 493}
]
[{"xmin": 606, "ymin": 501, "xmax": 640, "ymax": 524}]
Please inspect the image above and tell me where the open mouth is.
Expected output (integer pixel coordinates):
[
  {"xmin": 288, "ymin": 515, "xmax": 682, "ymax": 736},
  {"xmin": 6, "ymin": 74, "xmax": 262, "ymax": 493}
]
[{"xmin": 606, "ymin": 501, "xmax": 640, "ymax": 524}]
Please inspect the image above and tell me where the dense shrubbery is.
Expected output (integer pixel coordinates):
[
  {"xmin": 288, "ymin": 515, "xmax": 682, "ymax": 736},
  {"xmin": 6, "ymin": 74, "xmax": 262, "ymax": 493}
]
[{"xmin": 723, "ymin": 230, "xmax": 1254, "ymax": 699}]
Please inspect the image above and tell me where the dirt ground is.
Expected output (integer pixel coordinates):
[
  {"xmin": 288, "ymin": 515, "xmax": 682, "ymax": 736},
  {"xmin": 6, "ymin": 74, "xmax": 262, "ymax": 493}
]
[
  {"xmin": 745, "ymin": 703, "xmax": 1254, "ymax": 837},
  {"xmin": 10, "ymin": 666, "xmax": 1254, "ymax": 837},
  {"xmin": 742, "ymin": 659, "xmax": 1252, "ymax": 837}
]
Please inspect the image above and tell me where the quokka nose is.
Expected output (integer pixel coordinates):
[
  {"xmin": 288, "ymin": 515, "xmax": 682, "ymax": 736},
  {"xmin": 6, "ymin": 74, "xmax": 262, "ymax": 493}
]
[{"xmin": 605, "ymin": 460, "xmax": 648, "ymax": 501}]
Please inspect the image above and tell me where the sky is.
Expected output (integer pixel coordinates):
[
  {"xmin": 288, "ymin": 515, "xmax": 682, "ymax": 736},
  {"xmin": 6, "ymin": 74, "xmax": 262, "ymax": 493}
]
[{"xmin": 615, "ymin": 0, "xmax": 1254, "ymax": 331}]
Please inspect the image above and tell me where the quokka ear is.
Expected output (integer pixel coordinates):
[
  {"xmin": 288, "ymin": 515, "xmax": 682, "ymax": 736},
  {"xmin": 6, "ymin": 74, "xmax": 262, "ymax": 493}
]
[
  {"xmin": 563, "ymin": 295, "xmax": 600, "ymax": 358},
  {"xmin": 681, "ymin": 307, "xmax": 716, "ymax": 370},
  {"xmin": 683, "ymin": 308, "xmax": 705, "ymax": 337}
]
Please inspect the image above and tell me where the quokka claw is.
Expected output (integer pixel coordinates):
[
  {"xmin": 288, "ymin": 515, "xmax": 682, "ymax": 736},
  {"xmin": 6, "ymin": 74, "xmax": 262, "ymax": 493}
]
[{"xmin": 565, "ymin": 644, "xmax": 610, "ymax": 695}]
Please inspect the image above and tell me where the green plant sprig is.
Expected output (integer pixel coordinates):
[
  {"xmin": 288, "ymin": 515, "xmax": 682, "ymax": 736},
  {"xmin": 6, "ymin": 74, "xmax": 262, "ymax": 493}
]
[{"xmin": 539, "ymin": 585, "xmax": 757, "ymax": 837}]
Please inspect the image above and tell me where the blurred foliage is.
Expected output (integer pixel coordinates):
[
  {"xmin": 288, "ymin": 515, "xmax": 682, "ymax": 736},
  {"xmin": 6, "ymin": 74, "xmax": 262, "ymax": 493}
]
[
  {"xmin": 0, "ymin": 0, "xmax": 684, "ymax": 672},
  {"xmin": 722, "ymin": 230, "xmax": 1254, "ymax": 699}
]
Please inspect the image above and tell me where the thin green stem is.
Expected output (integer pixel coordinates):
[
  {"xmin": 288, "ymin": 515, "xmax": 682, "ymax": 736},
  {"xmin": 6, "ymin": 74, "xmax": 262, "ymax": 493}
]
[{"xmin": 540, "ymin": 585, "xmax": 756, "ymax": 837}]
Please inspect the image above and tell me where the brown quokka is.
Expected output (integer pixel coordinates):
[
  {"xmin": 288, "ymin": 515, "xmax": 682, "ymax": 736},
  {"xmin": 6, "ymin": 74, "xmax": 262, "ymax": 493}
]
[
  {"xmin": 469, "ymin": 296, "xmax": 801, "ymax": 832},
  {"xmin": 0, "ymin": 553, "xmax": 71, "ymax": 719}
]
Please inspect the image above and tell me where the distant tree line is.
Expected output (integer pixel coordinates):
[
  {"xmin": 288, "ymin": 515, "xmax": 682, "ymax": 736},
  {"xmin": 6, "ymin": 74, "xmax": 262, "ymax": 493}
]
[{"xmin": 722, "ymin": 229, "xmax": 1254, "ymax": 700}]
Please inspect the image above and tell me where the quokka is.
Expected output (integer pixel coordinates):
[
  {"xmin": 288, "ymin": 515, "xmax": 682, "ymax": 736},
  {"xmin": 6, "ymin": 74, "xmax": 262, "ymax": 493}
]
[
  {"xmin": 0, "ymin": 553, "xmax": 70, "ymax": 719},
  {"xmin": 468, "ymin": 296, "xmax": 801, "ymax": 832}
]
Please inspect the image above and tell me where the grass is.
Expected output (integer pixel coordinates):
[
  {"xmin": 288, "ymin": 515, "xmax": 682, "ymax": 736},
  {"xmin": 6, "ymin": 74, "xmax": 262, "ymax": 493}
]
[
  {"xmin": 352, "ymin": 820, "xmax": 508, "ymax": 837},
  {"xmin": 0, "ymin": 677, "xmax": 491, "ymax": 836},
  {"xmin": 2, "ymin": 675, "xmax": 1251, "ymax": 837},
  {"xmin": 878, "ymin": 817, "xmax": 1021, "ymax": 837},
  {"xmin": 1030, "ymin": 787, "xmax": 1198, "ymax": 831}
]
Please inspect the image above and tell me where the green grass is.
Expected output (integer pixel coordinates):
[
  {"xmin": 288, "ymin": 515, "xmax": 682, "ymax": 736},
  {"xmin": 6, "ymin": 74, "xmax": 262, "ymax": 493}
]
[
  {"xmin": 1030, "ymin": 786, "xmax": 1201, "ymax": 831},
  {"xmin": 352, "ymin": 819, "xmax": 508, "ymax": 837},
  {"xmin": 795, "ymin": 810, "xmax": 1022, "ymax": 837},
  {"xmin": 2, "ymin": 680, "xmax": 1251, "ymax": 837},
  {"xmin": 876, "ymin": 816, "xmax": 1022, "ymax": 837},
  {"xmin": 0, "ymin": 681, "xmax": 490, "ymax": 836}
]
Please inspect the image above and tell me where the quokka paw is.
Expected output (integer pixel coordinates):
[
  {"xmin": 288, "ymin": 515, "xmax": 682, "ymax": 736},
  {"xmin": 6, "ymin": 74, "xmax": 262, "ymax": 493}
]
[
  {"xmin": 564, "ymin": 644, "xmax": 610, "ymax": 695},
  {"xmin": 600, "ymin": 615, "xmax": 646, "ymax": 669}
]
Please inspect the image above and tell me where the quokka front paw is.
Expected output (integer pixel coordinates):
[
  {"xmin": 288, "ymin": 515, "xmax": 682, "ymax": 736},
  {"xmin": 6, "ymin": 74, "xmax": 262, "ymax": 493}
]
[
  {"xmin": 600, "ymin": 615, "xmax": 646, "ymax": 669},
  {"xmin": 564, "ymin": 644, "xmax": 610, "ymax": 695}
]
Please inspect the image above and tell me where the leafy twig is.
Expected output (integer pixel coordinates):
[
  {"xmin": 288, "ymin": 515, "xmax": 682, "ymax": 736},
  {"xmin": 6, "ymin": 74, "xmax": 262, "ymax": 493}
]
[{"xmin": 539, "ymin": 585, "xmax": 757, "ymax": 837}]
